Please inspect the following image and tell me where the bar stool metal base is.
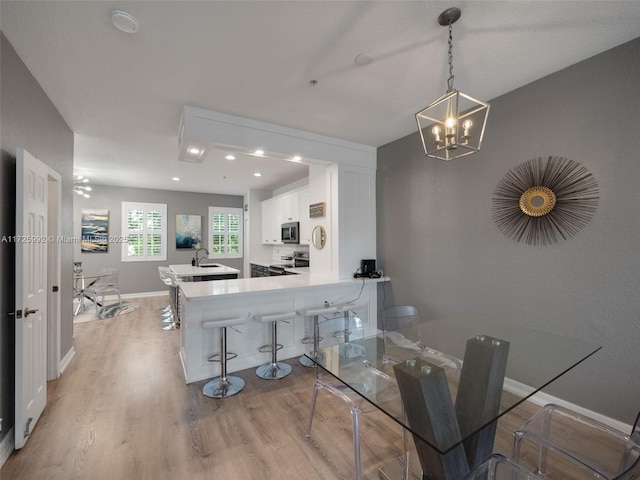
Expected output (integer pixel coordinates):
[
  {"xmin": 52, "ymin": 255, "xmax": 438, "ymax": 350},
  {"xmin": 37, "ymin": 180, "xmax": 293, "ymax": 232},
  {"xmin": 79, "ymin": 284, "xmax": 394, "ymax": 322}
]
[
  {"xmin": 256, "ymin": 361, "xmax": 292, "ymax": 379},
  {"xmin": 299, "ymin": 354, "xmax": 316, "ymax": 367},
  {"xmin": 202, "ymin": 376, "xmax": 245, "ymax": 398}
]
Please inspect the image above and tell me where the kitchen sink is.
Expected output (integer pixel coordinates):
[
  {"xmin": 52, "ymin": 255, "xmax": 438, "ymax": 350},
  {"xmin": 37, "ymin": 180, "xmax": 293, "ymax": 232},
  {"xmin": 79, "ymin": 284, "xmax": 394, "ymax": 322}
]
[{"xmin": 199, "ymin": 264, "xmax": 220, "ymax": 268}]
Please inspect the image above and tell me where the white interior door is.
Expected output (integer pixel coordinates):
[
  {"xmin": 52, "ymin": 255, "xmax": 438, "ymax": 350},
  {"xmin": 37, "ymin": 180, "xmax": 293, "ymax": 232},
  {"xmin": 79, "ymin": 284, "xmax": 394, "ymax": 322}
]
[{"xmin": 15, "ymin": 148, "xmax": 48, "ymax": 449}]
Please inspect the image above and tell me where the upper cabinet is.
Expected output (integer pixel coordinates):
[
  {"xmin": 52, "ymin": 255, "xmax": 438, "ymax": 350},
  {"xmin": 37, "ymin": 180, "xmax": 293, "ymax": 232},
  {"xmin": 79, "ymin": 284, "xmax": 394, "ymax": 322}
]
[
  {"xmin": 281, "ymin": 191, "xmax": 299, "ymax": 223},
  {"xmin": 261, "ymin": 187, "xmax": 308, "ymax": 245}
]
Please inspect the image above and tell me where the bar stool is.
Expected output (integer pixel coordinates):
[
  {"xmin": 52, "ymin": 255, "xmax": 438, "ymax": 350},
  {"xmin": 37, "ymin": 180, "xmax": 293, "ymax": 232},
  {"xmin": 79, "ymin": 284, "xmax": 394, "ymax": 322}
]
[
  {"xmin": 202, "ymin": 316, "xmax": 247, "ymax": 398},
  {"xmin": 297, "ymin": 305, "xmax": 339, "ymax": 367},
  {"xmin": 254, "ymin": 311, "xmax": 296, "ymax": 379},
  {"xmin": 157, "ymin": 267, "xmax": 174, "ymax": 324},
  {"xmin": 162, "ymin": 272, "xmax": 180, "ymax": 331}
]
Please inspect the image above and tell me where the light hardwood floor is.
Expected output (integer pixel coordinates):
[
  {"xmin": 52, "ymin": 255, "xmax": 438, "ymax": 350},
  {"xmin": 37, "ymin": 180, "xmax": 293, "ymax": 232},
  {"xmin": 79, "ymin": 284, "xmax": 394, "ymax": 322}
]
[{"xmin": 0, "ymin": 296, "xmax": 604, "ymax": 479}]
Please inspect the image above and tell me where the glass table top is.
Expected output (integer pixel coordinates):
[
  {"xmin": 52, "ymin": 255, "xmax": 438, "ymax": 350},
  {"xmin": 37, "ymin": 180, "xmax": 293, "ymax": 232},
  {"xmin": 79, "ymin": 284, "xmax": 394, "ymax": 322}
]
[{"xmin": 305, "ymin": 314, "xmax": 601, "ymax": 455}]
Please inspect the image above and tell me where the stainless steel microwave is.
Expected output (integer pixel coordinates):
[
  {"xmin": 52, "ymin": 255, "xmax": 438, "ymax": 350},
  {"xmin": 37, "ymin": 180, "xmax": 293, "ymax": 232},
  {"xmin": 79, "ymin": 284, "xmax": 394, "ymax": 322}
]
[{"xmin": 281, "ymin": 222, "xmax": 299, "ymax": 244}]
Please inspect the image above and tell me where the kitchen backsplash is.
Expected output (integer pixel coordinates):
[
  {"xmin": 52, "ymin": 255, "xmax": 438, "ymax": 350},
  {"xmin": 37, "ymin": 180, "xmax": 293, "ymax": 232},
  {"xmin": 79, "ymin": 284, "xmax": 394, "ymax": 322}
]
[{"xmin": 271, "ymin": 245, "xmax": 308, "ymax": 262}]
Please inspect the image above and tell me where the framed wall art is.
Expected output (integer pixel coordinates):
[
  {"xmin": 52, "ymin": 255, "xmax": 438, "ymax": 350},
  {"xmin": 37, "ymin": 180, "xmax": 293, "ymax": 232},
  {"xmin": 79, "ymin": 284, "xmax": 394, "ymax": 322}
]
[
  {"xmin": 81, "ymin": 208, "xmax": 109, "ymax": 252},
  {"xmin": 176, "ymin": 214, "xmax": 202, "ymax": 249}
]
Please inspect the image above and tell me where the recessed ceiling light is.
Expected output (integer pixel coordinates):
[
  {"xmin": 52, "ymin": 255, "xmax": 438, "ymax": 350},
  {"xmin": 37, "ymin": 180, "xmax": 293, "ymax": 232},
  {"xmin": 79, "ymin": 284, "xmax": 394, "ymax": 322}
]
[
  {"xmin": 188, "ymin": 147, "xmax": 201, "ymax": 155},
  {"xmin": 254, "ymin": 172, "xmax": 262, "ymax": 177},
  {"xmin": 254, "ymin": 149, "xmax": 264, "ymax": 155},
  {"xmin": 172, "ymin": 177, "xmax": 180, "ymax": 181},
  {"xmin": 111, "ymin": 10, "xmax": 139, "ymax": 34},
  {"xmin": 354, "ymin": 53, "xmax": 374, "ymax": 66},
  {"xmin": 291, "ymin": 155, "xmax": 302, "ymax": 162},
  {"xmin": 225, "ymin": 155, "xmax": 236, "ymax": 160}
]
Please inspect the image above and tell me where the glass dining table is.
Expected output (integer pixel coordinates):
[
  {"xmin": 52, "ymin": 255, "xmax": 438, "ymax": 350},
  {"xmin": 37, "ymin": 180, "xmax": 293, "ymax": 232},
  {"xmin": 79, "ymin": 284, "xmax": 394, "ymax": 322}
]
[{"xmin": 305, "ymin": 315, "xmax": 602, "ymax": 480}]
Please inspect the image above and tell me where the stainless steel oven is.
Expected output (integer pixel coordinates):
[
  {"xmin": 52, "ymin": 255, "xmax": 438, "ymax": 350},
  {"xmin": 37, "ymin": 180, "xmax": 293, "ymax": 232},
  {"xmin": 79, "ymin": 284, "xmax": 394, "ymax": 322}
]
[
  {"xmin": 268, "ymin": 264, "xmax": 296, "ymax": 276},
  {"xmin": 293, "ymin": 251, "xmax": 309, "ymax": 268}
]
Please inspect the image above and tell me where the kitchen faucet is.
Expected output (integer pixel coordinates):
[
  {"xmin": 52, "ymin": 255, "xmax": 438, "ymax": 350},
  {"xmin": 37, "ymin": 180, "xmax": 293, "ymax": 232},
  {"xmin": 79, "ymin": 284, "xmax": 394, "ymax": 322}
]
[{"xmin": 195, "ymin": 247, "xmax": 209, "ymax": 267}]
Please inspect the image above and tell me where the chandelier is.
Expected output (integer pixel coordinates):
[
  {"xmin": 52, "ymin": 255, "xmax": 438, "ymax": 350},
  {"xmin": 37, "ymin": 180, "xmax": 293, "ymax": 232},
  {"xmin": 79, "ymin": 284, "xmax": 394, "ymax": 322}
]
[
  {"xmin": 73, "ymin": 175, "xmax": 92, "ymax": 198},
  {"xmin": 415, "ymin": 7, "xmax": 490, "ymax": 161}
]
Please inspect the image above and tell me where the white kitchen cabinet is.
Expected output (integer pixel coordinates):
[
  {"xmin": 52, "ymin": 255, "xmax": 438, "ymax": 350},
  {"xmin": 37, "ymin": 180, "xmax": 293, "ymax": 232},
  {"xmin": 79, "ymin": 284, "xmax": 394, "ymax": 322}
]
[
  {"xmin": 299, "ymin": 188, "xmax": 310, "ymax": 245},
  {"xmin": 261, "ymin": 187, "xmax": 308, "ymax": 245},
  {"xmin": 261, "ymin": 198, "xmax": 280, "ymax": 244},
  {"xmin": 281, "ymin": 191, "xmax": 299, "ymax": 223}
]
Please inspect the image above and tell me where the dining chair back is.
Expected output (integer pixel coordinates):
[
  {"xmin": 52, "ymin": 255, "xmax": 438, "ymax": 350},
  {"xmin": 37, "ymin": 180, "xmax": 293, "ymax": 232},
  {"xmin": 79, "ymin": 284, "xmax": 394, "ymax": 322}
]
[
  {"xmin": 382, "ymin": 305, "xmax": 463, "ymax": 376},
  {"xmin": 513, "ymin": 403, "xmax": 640, "ymax": 479},
  {"xmin": 87, "ymin": 267, "xmax": 121, "ymax": 316}
]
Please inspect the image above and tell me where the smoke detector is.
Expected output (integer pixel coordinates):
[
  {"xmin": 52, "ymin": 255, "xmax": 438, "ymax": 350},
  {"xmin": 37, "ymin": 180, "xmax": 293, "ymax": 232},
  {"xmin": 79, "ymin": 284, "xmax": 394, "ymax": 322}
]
[{"xmin": 111, "ymin": 10, "xmax": 139, "ymax": 34}]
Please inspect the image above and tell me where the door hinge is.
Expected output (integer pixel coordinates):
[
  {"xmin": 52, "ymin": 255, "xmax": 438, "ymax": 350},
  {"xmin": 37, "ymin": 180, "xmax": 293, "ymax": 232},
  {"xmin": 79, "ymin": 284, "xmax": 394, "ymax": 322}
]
[{"xmin": 52, "ymin": 285, "xmax": 59, "ymax": 292}]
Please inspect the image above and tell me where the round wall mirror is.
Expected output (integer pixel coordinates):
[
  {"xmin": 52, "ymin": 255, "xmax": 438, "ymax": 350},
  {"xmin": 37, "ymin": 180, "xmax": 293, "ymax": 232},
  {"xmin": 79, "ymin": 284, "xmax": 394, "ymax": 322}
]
[{"xmin": 311, "ymin": 225, "xmax": 326, "ymax": 249}]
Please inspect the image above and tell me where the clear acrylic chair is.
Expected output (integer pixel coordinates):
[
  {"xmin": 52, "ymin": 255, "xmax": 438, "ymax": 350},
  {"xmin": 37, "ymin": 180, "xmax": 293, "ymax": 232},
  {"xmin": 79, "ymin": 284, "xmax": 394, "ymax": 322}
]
[
  {"xmin": 513, "ymin": 403, "xmax": 640, "ymax": 479},
  {"xmin": 87, "ymin": 267, "xmax": 121, "ymax": 316},
  {"xmin": 382, "ymin": 305, "xmax": 463, "ymax": 377},
  {"xmin": 464, "ymin": 453, "xmax": 543, "ymax": 479},
  {"xmin": 306, "ymin": 309, "xmax": 404, "ymax": 480}
]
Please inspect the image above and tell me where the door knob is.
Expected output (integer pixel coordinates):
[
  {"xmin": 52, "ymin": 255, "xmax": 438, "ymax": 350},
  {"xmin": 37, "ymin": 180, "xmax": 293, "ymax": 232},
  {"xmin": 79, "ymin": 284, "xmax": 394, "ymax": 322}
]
[{"xmin": 24, "ymin": 308, "xmax": 39, "ymax": 317}]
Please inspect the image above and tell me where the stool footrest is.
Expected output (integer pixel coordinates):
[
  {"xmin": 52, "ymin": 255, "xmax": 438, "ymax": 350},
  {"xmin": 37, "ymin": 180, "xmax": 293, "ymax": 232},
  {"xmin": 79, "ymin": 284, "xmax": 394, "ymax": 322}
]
[
  {"xmin": 258, "ymin": 343, "xmax": 283, "ymax": 354},
  {"xmin": 207, "ymin": 351, "xmax": 238, "ymax": 363},
  {"xmin": 301, "ymin": 335, "xmax": 323, "ymax": 345}
]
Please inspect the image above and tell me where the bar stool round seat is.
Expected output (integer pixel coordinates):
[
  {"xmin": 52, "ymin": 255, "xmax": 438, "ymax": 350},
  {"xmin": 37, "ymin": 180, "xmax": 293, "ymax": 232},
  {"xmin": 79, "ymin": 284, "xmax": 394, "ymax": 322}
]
[
  {"xmin": 297, "ymin": 305, "xmax": 340, "ymax": 367},
  {"xmin": 254, "ymin": 311, "xmax": 296, "ymax": 379},
  {"xmin": 202, "ymin": 316, "xmax": 247, "ymax": 399}
]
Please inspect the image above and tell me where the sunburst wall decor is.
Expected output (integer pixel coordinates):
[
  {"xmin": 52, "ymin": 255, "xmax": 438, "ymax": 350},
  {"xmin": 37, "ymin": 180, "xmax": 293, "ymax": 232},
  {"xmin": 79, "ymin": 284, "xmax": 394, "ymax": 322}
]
[{"xmin": 491, "ymin": 156, "xmax": 599, "ymax": 245}]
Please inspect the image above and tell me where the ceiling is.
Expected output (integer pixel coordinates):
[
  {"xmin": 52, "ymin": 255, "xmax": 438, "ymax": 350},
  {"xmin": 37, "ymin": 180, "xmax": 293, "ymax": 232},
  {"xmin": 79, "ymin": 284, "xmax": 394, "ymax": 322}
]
[{"xmin": 2, "ymin": 1, "xmax": 640, "ymax": 196}]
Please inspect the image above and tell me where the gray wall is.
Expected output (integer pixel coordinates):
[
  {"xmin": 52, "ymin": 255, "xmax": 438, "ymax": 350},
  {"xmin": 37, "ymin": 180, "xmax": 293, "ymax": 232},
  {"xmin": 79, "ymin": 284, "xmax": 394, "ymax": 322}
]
[
  {"xmin": 0, "ymin": 33, "xmax": 74, "ymax": 444},
  {"xmin": 74, "ymin": 185, "xmax": 245, "ymax": 294},
  {"xmin": 377, "ymin": 36, "xmax": 640, "ymax": 425}
]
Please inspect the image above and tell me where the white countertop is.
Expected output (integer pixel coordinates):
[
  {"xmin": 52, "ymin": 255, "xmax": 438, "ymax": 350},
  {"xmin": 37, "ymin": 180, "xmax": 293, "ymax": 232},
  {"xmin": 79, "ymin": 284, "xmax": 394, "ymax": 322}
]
[
  {"xmin": 179, "ymin": 273, "xmax": 389, "ymax": 300},
  {"xmin": 170, "ymin": 263, "xmax": 241, "ymax": 277}
]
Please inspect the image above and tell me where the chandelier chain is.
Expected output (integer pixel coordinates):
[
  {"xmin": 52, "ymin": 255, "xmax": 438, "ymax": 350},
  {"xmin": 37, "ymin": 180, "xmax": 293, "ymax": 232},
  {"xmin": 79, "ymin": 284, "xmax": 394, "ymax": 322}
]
[{"xmin": 447, "ymin": 20, "xmax": 455, "ymax": 91}]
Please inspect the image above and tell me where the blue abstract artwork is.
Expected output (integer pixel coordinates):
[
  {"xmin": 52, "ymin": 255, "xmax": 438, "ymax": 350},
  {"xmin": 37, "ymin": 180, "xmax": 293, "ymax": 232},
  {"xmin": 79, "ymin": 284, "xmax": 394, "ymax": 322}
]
[
  {"xmin": 81, "ymin": 209, "xmax": 109, "ymax": 252},
  {"xmin": 176, "ymin": 214, "xmax": 201, "ymax": 249}
]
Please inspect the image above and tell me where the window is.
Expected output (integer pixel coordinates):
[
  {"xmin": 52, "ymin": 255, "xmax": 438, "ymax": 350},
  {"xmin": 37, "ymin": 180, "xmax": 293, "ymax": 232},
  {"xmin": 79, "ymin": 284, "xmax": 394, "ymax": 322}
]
[
  {"xmin": 121, "ymin": 202, "xmax": 167, "ymax": 262},
  {"xmin": 208, "ymin": 206, "xmax": 243, "ymax": 259}
]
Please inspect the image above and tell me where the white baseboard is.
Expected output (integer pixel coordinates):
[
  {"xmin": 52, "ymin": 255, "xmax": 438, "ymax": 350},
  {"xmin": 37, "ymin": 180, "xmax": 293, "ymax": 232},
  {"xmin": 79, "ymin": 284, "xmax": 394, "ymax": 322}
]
[
  {"xmin": 59, "ymin": 346, "xmax": 76, "ymax": 374},
  {"xmin": 0, "ymin": 428, "xmax": 15, "ymax": 469},
  {"xmin": 123, "ymin": 291, "xmax": 168, "ymax": 299},
  {"xmin": 504, "ymin": 377, "xmax": 632, "ymax": 434}
]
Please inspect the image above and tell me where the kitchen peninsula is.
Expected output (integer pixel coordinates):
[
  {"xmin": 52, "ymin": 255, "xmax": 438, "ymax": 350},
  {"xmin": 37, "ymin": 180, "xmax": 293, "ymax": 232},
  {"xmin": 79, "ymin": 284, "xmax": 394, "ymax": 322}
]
[{"xmin": 177, "ymin": 273, "xmax": 389, "ymax": 384}]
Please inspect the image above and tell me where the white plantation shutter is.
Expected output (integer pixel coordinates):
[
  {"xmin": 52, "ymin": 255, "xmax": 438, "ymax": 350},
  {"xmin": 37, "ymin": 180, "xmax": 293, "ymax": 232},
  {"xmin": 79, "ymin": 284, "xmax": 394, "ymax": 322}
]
[
  {"xmin": 122, "ymin": 202, "xmax": 167, "ymax": 261},
  {"xmin": 208, "ymin": 206, "xmax": 243, "ymax": 259}
]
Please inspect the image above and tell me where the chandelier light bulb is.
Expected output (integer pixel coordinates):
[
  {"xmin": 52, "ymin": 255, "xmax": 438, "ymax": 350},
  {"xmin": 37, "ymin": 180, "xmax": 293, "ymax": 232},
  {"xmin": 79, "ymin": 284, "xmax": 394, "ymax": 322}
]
[
  {"xmin": 432, "ymin": 126, "xmax": 442, "ymax": 144},
  {"xmin": 462, "ymin": 119, "xmax": 473, "ymax": 140}
]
